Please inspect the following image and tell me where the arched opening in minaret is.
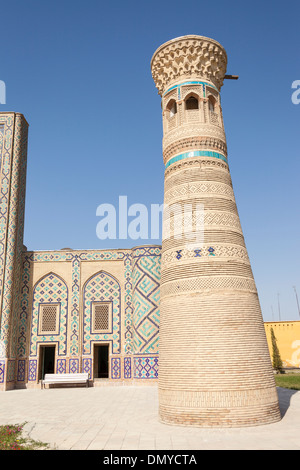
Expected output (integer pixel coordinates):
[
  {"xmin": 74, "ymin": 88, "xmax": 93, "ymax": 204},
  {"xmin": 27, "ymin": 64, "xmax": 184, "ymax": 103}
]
[
  {"xmin": 185, "ymin": 94, "xmax": 199, "ymax": 110},
  {"xmin": 166, "ymin": 99, "xmax": 177, "ymax": 117},
  {"xmin": 208, "ymin": 95, "xmax": 216, "ymax": 112}
]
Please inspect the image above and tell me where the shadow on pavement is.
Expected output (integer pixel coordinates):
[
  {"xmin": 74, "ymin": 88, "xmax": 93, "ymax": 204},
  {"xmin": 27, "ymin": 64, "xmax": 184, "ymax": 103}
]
[{"xmin": 277, "ymin": 387, "xmax": 299, "ymax": 418}]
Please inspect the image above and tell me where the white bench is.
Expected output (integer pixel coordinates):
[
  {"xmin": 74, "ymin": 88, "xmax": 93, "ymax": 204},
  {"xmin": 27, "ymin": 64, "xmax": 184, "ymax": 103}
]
[{"xmin": 41, "ymin": 373, "xmax": 89, "ymax": 389}]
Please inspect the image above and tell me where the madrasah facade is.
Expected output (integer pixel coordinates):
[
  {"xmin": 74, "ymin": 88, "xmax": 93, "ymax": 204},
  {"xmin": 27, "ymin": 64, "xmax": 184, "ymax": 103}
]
[{"xmin": 0, "ymin": 35, "xmax": 281, "ymax": 427}]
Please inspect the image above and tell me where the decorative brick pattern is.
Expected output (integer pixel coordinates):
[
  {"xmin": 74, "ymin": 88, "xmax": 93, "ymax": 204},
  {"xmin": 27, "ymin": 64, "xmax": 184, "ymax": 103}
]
[{"xmin": 151, "ymin": 35, "xmax": 281, "ymax": 427}]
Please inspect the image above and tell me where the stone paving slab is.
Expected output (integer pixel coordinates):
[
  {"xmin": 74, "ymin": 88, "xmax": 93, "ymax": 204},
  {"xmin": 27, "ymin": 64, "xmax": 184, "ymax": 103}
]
[{"xmin": 0, "ymin": 386, "xmax": 299, "ymax": 450}]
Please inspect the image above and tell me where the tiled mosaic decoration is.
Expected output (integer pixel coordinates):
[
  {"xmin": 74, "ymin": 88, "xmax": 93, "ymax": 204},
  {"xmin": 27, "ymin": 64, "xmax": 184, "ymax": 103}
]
[
  {"xmin": 18, "ymin": 250, "xmax": 134, "ymax": 361},
  {"xmin": 83, "ymin": 271, "xmax": 121, "ymax": 355},
  {"xmin": 14, "ymin": 247, "xmax": 161, "ymax": 385},
  {"xmin": 82, "ymin": 358, "xmax": 92, "ymax": 378},
  {"xmin": 111, "ymin": 357, "xmax": 121, "ymax": 379},
  {"xmin": 30, "ymin": 273, "xmax": 68, "ymax": 356},
  {"xmin": 0, "ymin": 361, "xmax": 5, "ymax": 383},
  {"xmin": 133, "ymin": 356, "xmax": 159, "ymax": 379},
  {"xmin": 57, "ymin": 359, "xmax": 66, "ymax": 374},
  {"xmin": 132, "ymin": 248, "xmax": 161, "ymax": 355},
  {"xmin": 17, "ymin": 360, "xmax": 25, "ymax": 382},
  {"xmin": 28, "ymin": 359, "xmax": 37, "ymax": 381},
  {"xmin": 124, "ymin": 357, "xmax": 131, "ymax": 379},
  {"xmin": 69, "ymin": 358, "xmax": 79, "ymax": 373},
  {"xmin": 7, "ymin": 360, "xmax": 15, "ymax": 383},
  {"xmin": 0, "ymin": 114, "xmax": 28, "ymax": 362}
]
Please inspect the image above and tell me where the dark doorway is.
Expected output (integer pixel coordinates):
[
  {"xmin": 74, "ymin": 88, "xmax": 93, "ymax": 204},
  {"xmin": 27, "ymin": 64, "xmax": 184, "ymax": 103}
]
[
  {"xmin": 94, "ymin": 345, "xmax": 109, "ymax": 378},
  {"xmin": 39, "ymin": 345, "xmax": 55, "ymax": 380}
]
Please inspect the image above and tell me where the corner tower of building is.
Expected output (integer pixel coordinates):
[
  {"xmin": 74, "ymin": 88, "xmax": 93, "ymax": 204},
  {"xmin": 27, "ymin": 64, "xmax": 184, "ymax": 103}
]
[
  {"xmin": 151, "ymin": 35, "xmax": 281, "ymax": 426},
  {"xmin": 0, "ymin": 113, "xmax": 28, "ymax": 390}
]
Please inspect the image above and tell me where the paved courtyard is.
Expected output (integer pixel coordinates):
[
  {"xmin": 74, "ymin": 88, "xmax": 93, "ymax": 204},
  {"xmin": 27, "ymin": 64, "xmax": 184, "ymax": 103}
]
[{"xmin": 0, "ymin": 385, "xmax": 299, "ymax": 450}]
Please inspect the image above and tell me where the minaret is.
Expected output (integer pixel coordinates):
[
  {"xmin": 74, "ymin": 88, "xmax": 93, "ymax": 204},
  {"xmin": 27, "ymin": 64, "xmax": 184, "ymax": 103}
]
[
  {"xmin": 151, "ymin": 35, "xmax": 281, "ymax": 426},
  {"xmin": 0, "ymin": 113, "xmax": 28, "ymax": 390}
]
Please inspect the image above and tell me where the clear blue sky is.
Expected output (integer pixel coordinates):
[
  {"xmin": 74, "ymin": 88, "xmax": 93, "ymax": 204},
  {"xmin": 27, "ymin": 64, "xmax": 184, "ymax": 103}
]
[{"xmin": 1, "ymin": 0, "xmax": 299, "ymax": 322}]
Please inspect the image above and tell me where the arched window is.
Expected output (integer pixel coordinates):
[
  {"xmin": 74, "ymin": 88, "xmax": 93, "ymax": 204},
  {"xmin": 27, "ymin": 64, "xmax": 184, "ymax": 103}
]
[
  {"xmin": 166, "ymin": 99, "xmax": 177, "ymax": 117},
  {"xmin": 208, "ymin": 95, "xmax": 216, "ymax": 112},
  {"xmin": 185, "ymin": 95, "xmax": 199, "ymax": 110}
]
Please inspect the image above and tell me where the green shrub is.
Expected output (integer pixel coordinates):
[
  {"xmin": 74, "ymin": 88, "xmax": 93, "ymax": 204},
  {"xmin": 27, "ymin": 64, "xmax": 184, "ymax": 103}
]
[{"xmin": 0, "ymin": 423, "xmax": 49, "ymax": 450}]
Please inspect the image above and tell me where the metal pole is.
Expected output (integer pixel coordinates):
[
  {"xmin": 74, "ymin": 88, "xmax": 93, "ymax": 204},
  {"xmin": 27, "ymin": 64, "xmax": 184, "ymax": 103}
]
[
  {"xmin": 277, "ymin": 293, "xmax": 281, "ymax": 321},
  {"xmin": 293, "ymin": 286, "xmax": 300, "ymax": 317}
]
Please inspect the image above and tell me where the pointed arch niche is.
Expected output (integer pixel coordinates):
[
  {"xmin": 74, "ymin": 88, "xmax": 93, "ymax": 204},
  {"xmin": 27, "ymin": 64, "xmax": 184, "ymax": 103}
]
[
  {"xmin": 29, "ymin": 272, "xmax": 69, "ymax": 357},
  {"xmin": 207, "ymin": 94, "xmax": 220, "ymax": 125},
  {"xmin": 82, "ymin": 271, "xmax": 121, "ymax": 356},
  {"xmin": 184, "ymin": 92, "xmax": 201, "ymax": 123},
  {"xmin": 185, "ymin": 93, "xmax": 199, "ymax": 110}
]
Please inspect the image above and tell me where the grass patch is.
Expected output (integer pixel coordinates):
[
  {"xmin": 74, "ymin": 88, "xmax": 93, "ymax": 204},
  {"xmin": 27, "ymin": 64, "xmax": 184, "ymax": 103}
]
[
  {"xmin": 0, "ymin": 422, "xmax": 50, "ymax": 450},
  {"xmin": 275, "ymin": 373, "xmax": 300, "ymax": 390}
]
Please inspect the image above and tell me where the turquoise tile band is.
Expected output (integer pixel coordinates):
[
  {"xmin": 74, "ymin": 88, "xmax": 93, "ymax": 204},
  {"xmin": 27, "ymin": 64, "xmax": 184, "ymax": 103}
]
[
  {"xmin": 163, "ymin": 80, "xmax": 218, "ymax": 97},
  {"xmin": 165, "ymin": 150, "xmax": 228, "ymax": 169}
]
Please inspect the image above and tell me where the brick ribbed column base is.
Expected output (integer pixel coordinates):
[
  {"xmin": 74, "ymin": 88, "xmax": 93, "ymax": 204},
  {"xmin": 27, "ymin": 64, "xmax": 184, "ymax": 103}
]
[{"xmin": 158, "ymin": 292, "xmax": 281, "ymax": 426}]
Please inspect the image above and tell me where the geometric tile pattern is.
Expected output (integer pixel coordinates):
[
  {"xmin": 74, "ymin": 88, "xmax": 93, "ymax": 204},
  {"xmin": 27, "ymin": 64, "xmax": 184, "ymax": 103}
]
[
  {"xmin": 124, "ymin": 357, "xmax": 131, "ymax": 379},
  {"xmin": 18, "ymin": 255, "xmax": 31, "ymax": 358},
  {"xmin": 162, "ymin": 245, "xmax": 250, "ymax": 264},
  {"xmin": 0, "ymin": 114, "xmax": 28, "ymax": 360},
  {"xmin": 9, "ymin": 117, "xmax": 28, "ymax": 360},
  {"xmin": 57, "ymin": 359, "xmax": 66, "ymax": 374},
  {"xmin": 123, "ymin": 253, "xmax": 133, "ymax": 355},
  {"xmin": 0, "ymin": 118, "xmax": 13, "ymax": 353},
  {"xmin": 111, "ymin": 357, "xmax": 121, "ymax": 379},
  {"xmin": 17, "ymin": 359, "xmax": 26, "ymax": 382},
  {"xmin": 69, "ymin": 358, "xmax": 79, "ymax": 373},
  {"xmin": 70, "ymin": 255, "xmax": 80, "ymax": 356},
  {"xmin": 7, "ymin": 360, "xmax": 15, "ymax": 382},
  {"xmin": 17, "ymin": 250, "xmax": 133, "ymax": 360},
  {"xmin": 28, "ymin": 360, "xmax": 37, "ymax": 382},
  {"xmin": 30, "ymin": 273, "xmax": 68, "ymax": 356},
  {"xmin": 133, "ymin": 356, "xmax": 159, "ymax": 379},
  {"xmin": 83, "ymin": 271, "xmax": 121, "ymax": 355},
  {"xmin": 0, "ymin": 361, "xmax": 5, "ymax": 383},
  {"xmin": 132, "ymin": 247, "xmax": 161, "ymax": 354},
  {"xmin": 13, "ymin": 246, "xmax": 161, "ymax": 384},
  {"xmin": 82, "ymin": 358, "xmax": 92, "ymax": 379}
]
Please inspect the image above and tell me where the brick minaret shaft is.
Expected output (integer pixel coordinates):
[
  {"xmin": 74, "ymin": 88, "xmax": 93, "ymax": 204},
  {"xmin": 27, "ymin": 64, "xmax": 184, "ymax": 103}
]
[{"xmin": 151, "ymin": 35, "xmax": 281, "ymax": 427}]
